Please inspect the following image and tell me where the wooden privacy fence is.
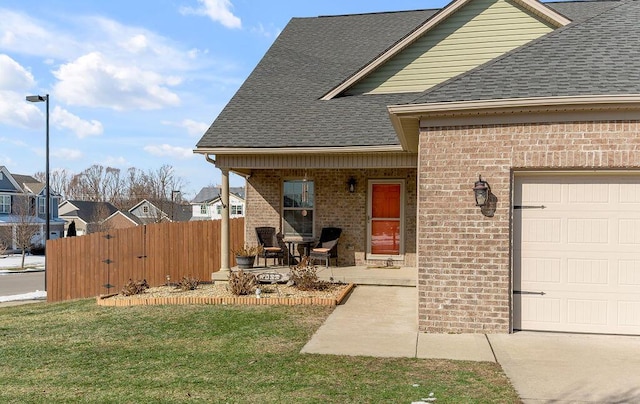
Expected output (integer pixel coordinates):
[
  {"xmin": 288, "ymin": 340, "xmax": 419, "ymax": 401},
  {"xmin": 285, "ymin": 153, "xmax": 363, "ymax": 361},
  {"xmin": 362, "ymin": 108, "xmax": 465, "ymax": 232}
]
[{"xmin": 46, "ymin": 218, "xmax": 245, "ymax": 302}]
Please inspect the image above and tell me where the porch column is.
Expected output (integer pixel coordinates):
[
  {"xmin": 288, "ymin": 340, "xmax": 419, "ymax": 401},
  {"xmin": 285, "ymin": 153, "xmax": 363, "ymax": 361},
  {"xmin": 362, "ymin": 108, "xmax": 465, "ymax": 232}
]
[{"xmin": 220, "ymin": 168, "xmax": 230, "ymax": 271}]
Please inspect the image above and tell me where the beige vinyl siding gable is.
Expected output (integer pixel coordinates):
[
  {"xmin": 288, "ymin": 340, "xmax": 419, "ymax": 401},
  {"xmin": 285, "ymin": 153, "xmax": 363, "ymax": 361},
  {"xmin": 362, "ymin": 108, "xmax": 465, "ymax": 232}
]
[{"xmin": 347, "ymin": 0, "xmax": 556, "ymax": 95}]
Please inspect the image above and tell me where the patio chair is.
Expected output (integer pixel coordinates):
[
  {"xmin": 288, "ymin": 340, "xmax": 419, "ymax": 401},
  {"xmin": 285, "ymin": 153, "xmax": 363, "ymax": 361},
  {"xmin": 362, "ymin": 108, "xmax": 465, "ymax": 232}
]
[
  {"xmin": 255, "ymin": 227, "xmax": 285, "ymax": 267},
  {"xmin": 309, "ymin": 227, "xmax": 342, "ymax": 268}
]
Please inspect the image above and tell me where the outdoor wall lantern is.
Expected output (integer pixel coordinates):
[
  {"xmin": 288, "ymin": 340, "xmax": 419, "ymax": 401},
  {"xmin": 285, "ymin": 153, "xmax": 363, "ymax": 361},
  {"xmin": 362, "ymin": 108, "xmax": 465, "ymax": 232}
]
[
  {"xmin": 347, "ymin": 177, "xmax": 357, "ymax": 193},
  {"xmin": 473, "ymin": 175, "xmax": 490, "ymax": 207}
]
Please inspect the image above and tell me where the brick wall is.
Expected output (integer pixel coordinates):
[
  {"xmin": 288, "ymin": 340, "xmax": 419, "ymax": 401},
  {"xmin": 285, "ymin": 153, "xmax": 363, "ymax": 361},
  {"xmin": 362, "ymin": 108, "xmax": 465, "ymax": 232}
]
[
  {"xmin": 418, "ymin": 120, "xmax": 640, "ymax": 333},
  {"xmin": 246, "ymin": 168, "xmax": 417, "ymax": 266}
]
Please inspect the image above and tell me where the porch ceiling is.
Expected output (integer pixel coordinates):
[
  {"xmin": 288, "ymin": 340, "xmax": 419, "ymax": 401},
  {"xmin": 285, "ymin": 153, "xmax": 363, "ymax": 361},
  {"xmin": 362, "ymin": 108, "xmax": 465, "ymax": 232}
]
[{"xmin": 209, "ymin": 152, "xmax": 418, "ymax": 170}]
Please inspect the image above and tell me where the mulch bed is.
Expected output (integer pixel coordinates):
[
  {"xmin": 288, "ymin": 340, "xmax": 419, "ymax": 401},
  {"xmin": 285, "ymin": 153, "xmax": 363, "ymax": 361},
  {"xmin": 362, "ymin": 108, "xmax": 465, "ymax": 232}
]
[{"xmin": 97, "ymin": 282, "xmax": 355, "ymax": 307}]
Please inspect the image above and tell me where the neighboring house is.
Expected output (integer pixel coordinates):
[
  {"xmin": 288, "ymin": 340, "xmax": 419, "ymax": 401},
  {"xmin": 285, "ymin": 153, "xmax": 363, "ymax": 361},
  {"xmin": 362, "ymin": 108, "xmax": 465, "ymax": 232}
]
[
  {"xmin": 102, "ymin": 210, "xmax": 143, "ymax": 230},
  {"xmin": 128, "ymin": 199, "xmax": 192, "ymax": 224},
  {"xmin": 58, "ymin": 200, "xmax": 118, "ymax": 236},
  {"xmin": 190, "ymin": 186, "xmax": 245, "ymax": 221},
  {"xmin": 194, "ymin": 0, "xmax": 640, "ymax": 336},
  {"xmin": 0, "ymin": 166, "xmax": 64, "ymax": 249}
]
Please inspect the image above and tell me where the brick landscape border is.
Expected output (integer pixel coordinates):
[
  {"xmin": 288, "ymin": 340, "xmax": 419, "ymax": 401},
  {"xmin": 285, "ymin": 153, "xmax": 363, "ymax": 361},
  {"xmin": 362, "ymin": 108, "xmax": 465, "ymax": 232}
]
[{"xmin": 97, "ymin": 283, "xmax": 355, "ymax": 307}]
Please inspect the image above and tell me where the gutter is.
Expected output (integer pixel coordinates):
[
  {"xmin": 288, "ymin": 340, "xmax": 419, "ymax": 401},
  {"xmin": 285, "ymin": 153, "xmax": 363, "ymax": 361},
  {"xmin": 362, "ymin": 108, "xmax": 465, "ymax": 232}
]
[{"xmin": 193, "ymin": 145, "xmax": 404, "ymax": 155}]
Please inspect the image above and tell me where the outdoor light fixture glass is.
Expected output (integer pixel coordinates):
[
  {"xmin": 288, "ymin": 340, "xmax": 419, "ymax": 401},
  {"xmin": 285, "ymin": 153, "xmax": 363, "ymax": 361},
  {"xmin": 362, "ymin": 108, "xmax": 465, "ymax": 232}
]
[
  {"xmin": 347, "ymin": 177, "xmax": 357, "ymax": 193},
  {"xmin": 473, "ymin": 175, "xmax": 490, "ymax": 207}
]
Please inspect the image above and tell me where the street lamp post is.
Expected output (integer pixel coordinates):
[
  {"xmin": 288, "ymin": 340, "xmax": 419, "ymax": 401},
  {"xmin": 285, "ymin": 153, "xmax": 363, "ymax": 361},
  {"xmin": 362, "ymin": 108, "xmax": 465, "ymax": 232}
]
[{"xmin": 26, "ymin": 94, "xmax": 49, "ymax": 291}]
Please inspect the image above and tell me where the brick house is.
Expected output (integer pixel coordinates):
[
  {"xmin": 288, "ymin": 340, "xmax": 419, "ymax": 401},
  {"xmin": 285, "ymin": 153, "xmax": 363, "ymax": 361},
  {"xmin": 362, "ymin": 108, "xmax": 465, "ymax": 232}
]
[{"xmin": 195, "ymin": 0, "xmax": 640, "ymax": 335}]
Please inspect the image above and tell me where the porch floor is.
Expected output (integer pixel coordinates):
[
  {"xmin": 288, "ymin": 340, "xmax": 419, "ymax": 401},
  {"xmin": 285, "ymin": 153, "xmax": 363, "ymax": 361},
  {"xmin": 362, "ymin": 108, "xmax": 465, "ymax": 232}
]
[{"xmin": 211, "ymin": 264, "xmax": 416, "ymax": 287}]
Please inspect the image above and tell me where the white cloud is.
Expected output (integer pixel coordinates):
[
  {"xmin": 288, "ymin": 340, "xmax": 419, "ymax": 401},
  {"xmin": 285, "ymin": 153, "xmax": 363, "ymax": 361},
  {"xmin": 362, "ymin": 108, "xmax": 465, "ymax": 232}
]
[
  {"xmin": 180, "ymin": 0, "xmax": 242, "ymax": 29},
  {"xmin": 122, "ymin": 34, "xmax": 149, "ymax": 53},
  {"xmin": 0, "ymin": 9, "xmax": 82, "ymax": 60},
  {"xmin": 52, "ymin": 52, "xmax": 182, "ymax": 111},
  {"xmin": 143, "ymin": 144, "xmax": 194, "ymax": 159},
  {"xmin": 0, "ymin": 137, "xmax": 27, "ymax": 147},
  {"xmin": 0, "ymin": 54, "xmax": 43, "ymax": 127},
  {"xmin": 0, "ymin": 54, "xmax": 35, "ymax": 91},
  {"xmin": 0, "ymin": 9, "xmax": 199, "ymax": 70},
  {"xmin": 51, "ymin": 106, "xmax": 103, "ymax": 138},
  {"xmin": 162, "ymin": 119, "xmax": 210, "ymax": 136},
  {"xmin": 51, "ymin": 148, "xmax": 83, "ymax": 160},
  {"xmin": 103, "ymin": 156, "xmax": 130, "ymax": 167},
  {"xmin": 0, "ymin": 155, "xmax": 14, "ymax": 167},
  {"xmin": 0, "ymin": 90, "xmax": 42, "ymax": 128},
  {"xmin": 250, "ymin": 23, "xmax": 281, "ymax": 40}
]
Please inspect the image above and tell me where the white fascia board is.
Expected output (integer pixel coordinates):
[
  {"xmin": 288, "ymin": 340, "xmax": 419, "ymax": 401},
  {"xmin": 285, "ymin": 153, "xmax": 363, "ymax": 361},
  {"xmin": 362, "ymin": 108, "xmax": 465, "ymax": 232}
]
[{"xmin": 388, "ymin": 95, "xmax": 640, "ymax": 117}]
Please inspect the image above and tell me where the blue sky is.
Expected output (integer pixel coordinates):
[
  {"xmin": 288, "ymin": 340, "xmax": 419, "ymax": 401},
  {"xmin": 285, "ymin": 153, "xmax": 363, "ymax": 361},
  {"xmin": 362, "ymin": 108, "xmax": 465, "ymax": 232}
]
[{"xmin": 0, "ymin": 0, "xmax": 446, "ymax": 199}]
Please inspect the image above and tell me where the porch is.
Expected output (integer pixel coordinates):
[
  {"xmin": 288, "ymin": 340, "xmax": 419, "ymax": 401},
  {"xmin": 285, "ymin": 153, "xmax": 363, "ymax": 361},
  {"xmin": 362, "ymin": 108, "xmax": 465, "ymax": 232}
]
[{"xmin": 212, "ymin": 264, "xmax": 416, "ymax": 287}]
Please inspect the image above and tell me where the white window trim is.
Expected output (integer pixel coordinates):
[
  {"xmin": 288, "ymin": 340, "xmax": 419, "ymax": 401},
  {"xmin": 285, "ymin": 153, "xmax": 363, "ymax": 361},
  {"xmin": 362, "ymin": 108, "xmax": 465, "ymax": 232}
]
[
  {"xmin": 282, "ymin": 178, "xmax": 315, "ymax": 239},
  {"xmin": 0, "ymin": 195, "xmax": 10, "ymax": 214},
  {"xmin": 38, "ymin": 196, "xmax": 46, "ymax": 215}
]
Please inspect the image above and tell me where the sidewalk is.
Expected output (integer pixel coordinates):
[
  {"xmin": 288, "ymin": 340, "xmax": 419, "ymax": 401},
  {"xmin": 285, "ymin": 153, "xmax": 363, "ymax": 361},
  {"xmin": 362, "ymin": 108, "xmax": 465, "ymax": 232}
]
[{"xmin": 301, "ymin": 285, "xmax": 496, "ymax": 362}]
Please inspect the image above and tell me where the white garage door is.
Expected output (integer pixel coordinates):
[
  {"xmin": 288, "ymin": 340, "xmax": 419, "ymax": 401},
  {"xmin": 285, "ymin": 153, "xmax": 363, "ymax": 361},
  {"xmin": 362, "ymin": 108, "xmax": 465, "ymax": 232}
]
[{"xmin": 514, "ymin": 174, "xmax": 640, "ymax": 335}]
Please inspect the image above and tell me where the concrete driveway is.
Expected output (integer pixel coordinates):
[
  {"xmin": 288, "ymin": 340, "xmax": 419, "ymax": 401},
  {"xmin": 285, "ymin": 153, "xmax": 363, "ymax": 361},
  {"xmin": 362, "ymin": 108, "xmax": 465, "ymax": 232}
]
[
  {"xmin": 489, "ymin": 332, "xmax": 640, "ymax": 403},
  {"xmin": 302, "ymin": 285, "xmax": 640, "ymax": 403}
]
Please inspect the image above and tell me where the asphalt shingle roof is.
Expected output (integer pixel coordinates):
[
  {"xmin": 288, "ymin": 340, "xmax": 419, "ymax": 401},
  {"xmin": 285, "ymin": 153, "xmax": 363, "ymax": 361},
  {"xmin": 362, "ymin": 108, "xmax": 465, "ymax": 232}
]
[
  {"xmin": 197, "ymin": 9, "xmax": 437, "ymax": 149},
  {"xmin": 197, "ymin": 1, "xmax": 623, "ymax": 149},
  {"xmin": 61, "ymin": 201, "xmax": 118, "ymax": 223},
  {"xmin": 192, "ymin": 186, "xmax": 245, "ymax": 203}
]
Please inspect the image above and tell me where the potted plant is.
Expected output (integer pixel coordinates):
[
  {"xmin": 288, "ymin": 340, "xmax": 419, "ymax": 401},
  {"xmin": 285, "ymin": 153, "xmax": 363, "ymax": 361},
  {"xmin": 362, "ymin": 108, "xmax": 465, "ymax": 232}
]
[{"xmin": 232, "ymin": 244, "xmax": 263, "ymax": 269}]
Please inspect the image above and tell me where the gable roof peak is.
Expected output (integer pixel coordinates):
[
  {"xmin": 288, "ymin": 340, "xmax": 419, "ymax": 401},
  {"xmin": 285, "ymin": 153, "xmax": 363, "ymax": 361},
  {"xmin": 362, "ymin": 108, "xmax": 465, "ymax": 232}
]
[{"xmin": 321, "ymin": 0, "xmax": 572, "ymax": 101}]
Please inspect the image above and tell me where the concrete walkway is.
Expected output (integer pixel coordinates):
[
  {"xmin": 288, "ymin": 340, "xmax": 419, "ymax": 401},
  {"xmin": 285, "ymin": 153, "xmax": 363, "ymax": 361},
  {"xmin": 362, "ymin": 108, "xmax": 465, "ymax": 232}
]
[
  {"xmin": 302, "ymin": 285, "xmax": 640, "ymax": 403},
  {"xmin": 301, "ymin": 285, "xmax": 495, "ymax": 362}
]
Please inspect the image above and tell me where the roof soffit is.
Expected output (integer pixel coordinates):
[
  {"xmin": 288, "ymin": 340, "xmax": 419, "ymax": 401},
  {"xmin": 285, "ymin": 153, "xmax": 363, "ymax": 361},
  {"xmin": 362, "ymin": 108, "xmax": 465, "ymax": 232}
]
[{"xmin": 321, "ymin": 0, "xmax": 570, "ymax": 101}]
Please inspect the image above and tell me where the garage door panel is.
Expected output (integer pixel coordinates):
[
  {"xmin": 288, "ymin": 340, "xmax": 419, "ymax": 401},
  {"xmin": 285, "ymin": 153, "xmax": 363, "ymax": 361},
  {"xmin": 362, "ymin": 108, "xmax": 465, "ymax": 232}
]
[
  {"xmin": 514, "ymin": 174, "xmax": 640, "ymax": 335},
  {"xmin": 619, "ymin": 261, "xmax": 640, "ymax": 285},
  {"xmin": 619, "ymin": 219, "xmax": 640, "ymax": 244},
  {"xmin": 619, "ymin": 301, "xmax": 640, "ymax": 327}
]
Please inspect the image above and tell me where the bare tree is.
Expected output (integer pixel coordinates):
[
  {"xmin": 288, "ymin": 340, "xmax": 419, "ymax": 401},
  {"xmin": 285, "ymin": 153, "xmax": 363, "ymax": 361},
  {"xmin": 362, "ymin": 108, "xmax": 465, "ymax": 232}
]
[
  {"xmin": 124, "ymin": 167, "xmax": 153, "ymax": 204},
  {"xmin": 34, "ymin": 169, "xmax": 72, "ymax": 199},
  {"xmin": 0, "ymin": 226, "xmax": 10, "ymax": 256},
  {"xmin": 35, "ymin": 164, "xmax": 189, "ymax": 212},
  {"xmin": 146, "ymin": 165, "xmax": 188, "ymax": 222},
  {"xmin": 11, "ymin": 195, "xmax": 42, "ymax": 268},
  {"xmin": 86, "ymin": 203, "xmax": 114, "ymax": 234},
  {"xmin": 103, "ymin": 167, "xmax": 126, "ymax": 207}
]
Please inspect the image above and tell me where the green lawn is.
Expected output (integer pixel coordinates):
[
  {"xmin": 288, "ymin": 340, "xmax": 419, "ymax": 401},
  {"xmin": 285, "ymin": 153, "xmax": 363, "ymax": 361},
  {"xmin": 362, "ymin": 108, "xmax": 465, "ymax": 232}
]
[{"xmin": 0, "ymin": 300, "xmax": 521, "ymax": 403}]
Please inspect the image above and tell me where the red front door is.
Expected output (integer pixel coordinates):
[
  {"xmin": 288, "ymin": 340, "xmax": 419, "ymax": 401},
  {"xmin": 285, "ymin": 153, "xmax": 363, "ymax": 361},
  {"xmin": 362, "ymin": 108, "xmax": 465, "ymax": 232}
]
[{"xmin": 368, "ymin": 181, "xmax": 403, "ymax": 257}]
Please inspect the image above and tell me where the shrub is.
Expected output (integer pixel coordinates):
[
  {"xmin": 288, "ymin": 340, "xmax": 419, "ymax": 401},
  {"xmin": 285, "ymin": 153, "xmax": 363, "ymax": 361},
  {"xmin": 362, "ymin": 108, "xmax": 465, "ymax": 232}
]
[
  {"xmin": 176, "ymin": 276, "xmax": 199, "ymax": 291},
  {"xmin": 30, "ymin": 244, "xmax": 45, "ymax": 255},
  {"xmin": 228, "ymin": 270, "xmax": 257, "ymax": 295},
  {"xmin": 121, "ymin": 279, "xmax": 149, "ymax": 296},
  {"xmin": 232, "ymin": 244, "xmax": 263, "ymax": 257},
  {"xmin": 290, "ymin": 261, "xmax": 330, "ymax": 291}
]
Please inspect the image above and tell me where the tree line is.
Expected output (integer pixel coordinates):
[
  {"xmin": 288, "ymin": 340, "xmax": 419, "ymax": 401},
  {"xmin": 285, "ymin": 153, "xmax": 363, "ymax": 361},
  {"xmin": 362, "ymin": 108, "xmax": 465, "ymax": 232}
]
[{"xmin": 34, "ymin": 164, "xmax": 188, "ymax": 210}]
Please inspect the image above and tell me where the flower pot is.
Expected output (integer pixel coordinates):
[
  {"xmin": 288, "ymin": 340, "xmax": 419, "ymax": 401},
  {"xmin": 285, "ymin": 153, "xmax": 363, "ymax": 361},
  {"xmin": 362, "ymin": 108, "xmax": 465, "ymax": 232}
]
[{"xmin": 236, "ymin": 255, "xmax": 256, "ymax": 269}]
